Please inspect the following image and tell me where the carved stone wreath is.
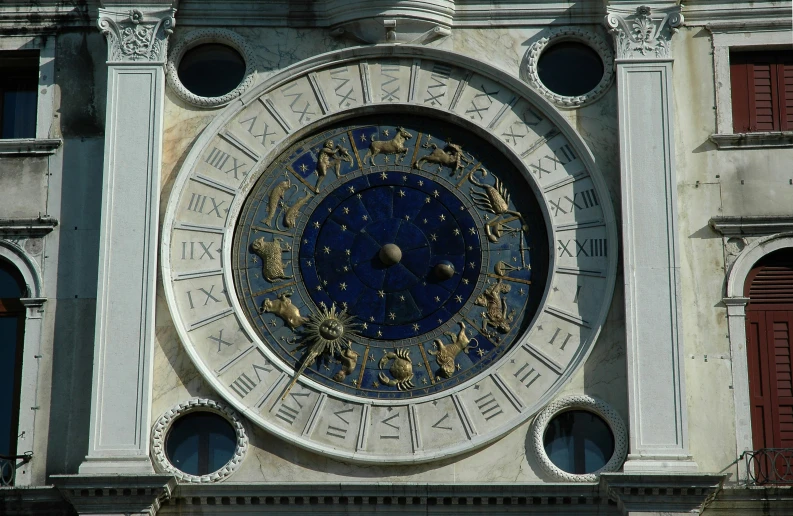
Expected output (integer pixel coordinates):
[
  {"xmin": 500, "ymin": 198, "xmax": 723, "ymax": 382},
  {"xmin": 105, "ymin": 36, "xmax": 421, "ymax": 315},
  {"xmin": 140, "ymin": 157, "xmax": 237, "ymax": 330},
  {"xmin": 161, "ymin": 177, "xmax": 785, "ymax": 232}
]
[
  {"xmin": 531, "ymin": 394, "xmax": 627, "ymax": 482},
  {"xmin": 166, "ymin": 28, "xmax": 257, "ymax": 108},
  {"xmin": 524, "ymin": 27, "xmax": 614, "ymax": 108},
  {"xmin": 151, "ymin": 398, "xmax": 248, "ymax": 483}
]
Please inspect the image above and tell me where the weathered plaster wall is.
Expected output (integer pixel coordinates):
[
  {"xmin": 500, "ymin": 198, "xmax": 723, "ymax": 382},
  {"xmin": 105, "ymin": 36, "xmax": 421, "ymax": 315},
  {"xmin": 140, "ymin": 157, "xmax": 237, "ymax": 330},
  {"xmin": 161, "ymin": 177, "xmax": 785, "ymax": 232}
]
[{"xmin": 153, "ymin": 25, "xmax": 626, "ymax": 483}]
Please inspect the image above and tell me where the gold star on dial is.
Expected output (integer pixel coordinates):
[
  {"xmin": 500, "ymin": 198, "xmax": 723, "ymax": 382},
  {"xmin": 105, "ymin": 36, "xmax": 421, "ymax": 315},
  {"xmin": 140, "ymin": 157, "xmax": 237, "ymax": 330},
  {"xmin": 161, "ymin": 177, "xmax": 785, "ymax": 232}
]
[
  {"xmin": 412, "ymin": 323, "xmax": 419, "ymax": 331},
  {"xmin": 425, "ymin": 197, "xmax": 431, "ymax": 204},
  {"xmin": 405, "ymin": 215, "xmax": 410, "ymax": 221},
  {"xmin": 388, "ymin": 312, "xmax": 396, "ymax": 320},
  {"xmin": 398, "ymin": 190, "xmax": 406, "ymax": 198},
  {"xmin": 433, "ymin": 190, "xmax": 440, "ymax": 197},
  {"xmin": 477, "ymin": 348, "xmax": 486, "ymax": 357},
  {"xmin": 376, "ymin": 331, "xmax": 382, "ymax": 337},
  {"xmin": 316, "ymin": 285, "xmax": 323, "ymax": 291},
  {"xmin": 343, "ymin": 207, "xmax": 349, "ymax": 214},
  {"xmin": 306, "ymin": 260, "xmax": 312, "ymax": 266},
  {"xmin": 323, "ymin": 246, "xmax": 331, "ymax": 254},
  {"xmin": 377, "ymin": 290, "xmax": 385, "ymax": 298},
  {"xmin": 469, "ymin": 227, "xmax": 476, "ymax": 235},
  {"xmin": 430, "ymin": 233, "xmax": 437, "ymax": 241},
  {"xmin": 348, "ymin": 186, "xmax": 355, "ymax": 193},
  {"xmin": 439, "ymin": 214, "xmax": 446, "ymax": 221},
  {"xmin": 456, "ymin": 363, "xmax": 462, "ymax": 371},
  {"xmin": 434, "ymin": 296, "xmax": 440, "ymax": 302},
  {"xmin": 380, "ymin": 172, "xmax": 388, "ymax": 179},
  {"xmin": 453, "ymin": 228, "xmax": 460, "ymax": 235},
  {"xmin": 383, "ymin": 129, "xmax": 390, "ymax": 136},
  {"xmin": 357, "ymin": 193, "xmax": 362, "ymax": 199},
  {"xmin": 362, "ymin": 323, "xmax": 368, "ymax": 329},
  {"xmin": 343, "ymin": 266, "xmax": 349, "ymax": 272},
  {"xmin": 313, "ymin": 221, "xmax": 320, "ymax": 228},
  {"xmin": 300, "ymin": 163, "xmax": 308, "ymax": 172},
  {"xmin": 360, "ymin": 134, "xmax": 367, "ymax": 142},
  {"xmin": 455, "ymin": 295, "xmax": 463, "ymax": 302},
  {"xmin": 341, "ymin": 225, "xmax": 347, "ymax": 231},
  {"xmin": 418, "ymin": 180, "xmax": 424, "ymax": 186},
  {"xmin": 345, "ymin": 249, "xmax": 350, "ymax": 255},
  {"xmin": 373, "ymin": 381, "xmax": 380, "ymax": 388},
  {"xmin": 339, "ymin": 282, "xmax": 347, "ymax": 290},
  {"xmin": 422, "ymin": 378, "xmax": 428, "ymax": 385},
  {"xmin": 362, "ymin": 215, "xmax": 368, "ymax": 221},
  {"xmin": 462, "ymin": 278, "xmax": 469, "ymax": 285},
  {"xmin": 469, "ymin": 262, "xmax": 476, "ymax": 268}
]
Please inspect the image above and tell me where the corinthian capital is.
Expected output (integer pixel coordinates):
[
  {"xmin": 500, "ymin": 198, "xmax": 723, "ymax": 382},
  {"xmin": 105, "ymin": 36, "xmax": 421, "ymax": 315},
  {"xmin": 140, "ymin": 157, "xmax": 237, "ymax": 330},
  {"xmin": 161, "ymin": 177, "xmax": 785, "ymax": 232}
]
[
  {"xmin": 97, "ymin": 6, "xmax": 176, "ymax": 63},
  {"xmin": 605, "ymin": 5, "xmax": 683, "ymax": 60}
]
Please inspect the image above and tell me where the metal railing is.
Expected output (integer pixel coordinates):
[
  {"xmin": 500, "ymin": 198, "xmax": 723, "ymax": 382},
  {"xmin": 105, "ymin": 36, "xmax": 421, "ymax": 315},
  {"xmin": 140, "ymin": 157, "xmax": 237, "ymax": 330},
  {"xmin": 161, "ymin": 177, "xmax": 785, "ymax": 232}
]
[
  {"xmin": 0, "ymin": 453, "xmax": 32, "ymax": 487},
  {"xmin": 744, "ymin": 448, "xmax": 793, "ymax": 485}
]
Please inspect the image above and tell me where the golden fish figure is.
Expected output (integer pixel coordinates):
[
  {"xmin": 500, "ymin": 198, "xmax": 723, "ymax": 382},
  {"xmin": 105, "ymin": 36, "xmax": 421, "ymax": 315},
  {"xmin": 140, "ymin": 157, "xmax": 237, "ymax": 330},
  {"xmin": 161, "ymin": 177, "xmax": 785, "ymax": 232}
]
[
  {"xmin": 263, "ymin": 179, "xmax": 292, "ymax": 227},
  {"xmin": 282, "ymin": 191, "xmax": 311, "ymax": 229}
]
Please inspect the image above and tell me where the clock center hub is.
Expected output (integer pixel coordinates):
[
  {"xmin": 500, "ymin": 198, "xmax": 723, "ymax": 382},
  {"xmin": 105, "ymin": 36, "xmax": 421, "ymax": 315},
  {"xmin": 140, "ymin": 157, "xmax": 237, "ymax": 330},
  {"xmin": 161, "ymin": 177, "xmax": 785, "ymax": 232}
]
[{"xmin": 379, "ymin": 243, "xmax": 402, "ymax": 266}]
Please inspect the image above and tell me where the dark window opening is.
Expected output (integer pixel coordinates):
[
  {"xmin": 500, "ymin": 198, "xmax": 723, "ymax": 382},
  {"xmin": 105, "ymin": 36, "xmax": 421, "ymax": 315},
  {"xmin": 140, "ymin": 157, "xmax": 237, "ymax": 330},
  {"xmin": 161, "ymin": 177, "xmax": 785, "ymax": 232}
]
[
  {"xmin": 165, "ymin": 411, "xmax": 236, "ymax": 476},
  {"xmin": 730, "ymin": 50, "xmax": 793, "ymax": 133},
  {"xmin": 177, "ymin": 44, "xmax": 246, "ymax": 98},
  {"xmin": 537, "ymin": 42, "xmax": 604, "ymax": 97},
  {"xmin": 543, "ymin": 409, "xmax": 614, "ymax": 474},
  {"xmin": 0, "ymin": 259, "xmax": 26, "ymax": 466},
  {"xmin": 0, "ymin": 51, "xmax": 38, "ymax": 139}
]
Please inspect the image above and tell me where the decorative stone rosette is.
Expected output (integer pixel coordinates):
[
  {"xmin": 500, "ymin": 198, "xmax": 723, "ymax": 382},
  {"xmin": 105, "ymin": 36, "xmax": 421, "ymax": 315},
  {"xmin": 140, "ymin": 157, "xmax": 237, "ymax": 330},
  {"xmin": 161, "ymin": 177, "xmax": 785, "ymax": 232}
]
[
  {"xmin": 166, "ymin": 28, "xmax": 257, "ymax": 108},
  {"xmin": 524, "ymin": 27, "xmax": 614, "ymax": 109},
  {"xmin": 150, "ymin": 398, "xmax": 248, "ymax": 483},
  {"xmin": 531, "ymin": 394, "xmax": 627, "ymax": 482}
]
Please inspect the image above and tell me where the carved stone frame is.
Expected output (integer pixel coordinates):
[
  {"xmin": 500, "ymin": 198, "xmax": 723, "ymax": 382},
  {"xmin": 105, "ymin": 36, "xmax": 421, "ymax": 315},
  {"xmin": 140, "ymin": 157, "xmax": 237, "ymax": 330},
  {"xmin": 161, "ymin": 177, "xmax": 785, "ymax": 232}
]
[
  {"xmin": 150, "ymin": 398, "xmax": 248, "ymax": 483},
  {"xmin": 524, "ymin": 26, "xmax": 615, "ymax": 109},
  {"xmin": 166, "ymin": 28, "xmax": 257, "ymax": 108},
  {"xmin": 530, "ymin": 394, "xmax": 627, "ymax": 482}
]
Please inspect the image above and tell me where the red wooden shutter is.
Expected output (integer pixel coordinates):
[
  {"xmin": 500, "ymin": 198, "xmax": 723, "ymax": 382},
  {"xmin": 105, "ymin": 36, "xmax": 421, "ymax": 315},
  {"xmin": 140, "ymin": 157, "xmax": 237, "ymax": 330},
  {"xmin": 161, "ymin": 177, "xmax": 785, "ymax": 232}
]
[{"xmin": 731, "ymin": 51, "xmax": 793, "ymax": 133}]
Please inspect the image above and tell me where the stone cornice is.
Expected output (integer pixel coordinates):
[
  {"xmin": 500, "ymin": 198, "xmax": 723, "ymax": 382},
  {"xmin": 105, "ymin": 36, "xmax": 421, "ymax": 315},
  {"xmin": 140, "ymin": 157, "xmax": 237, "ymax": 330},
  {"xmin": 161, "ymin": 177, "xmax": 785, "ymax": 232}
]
[
  {"xmin": 710, "ymin": 216, "xmax": 793, "ymax": 237},
  {"xmin": 0, "ymin": 216, "xmax": 59, "ymax": 237},
  {"xmin": 0, "ymin": 139, "xmax": 62, "ymax": 156},
  {"xmin": 605, "ymin": 4, "xmax": 684, "ymax": 60},
  {"xmin": 97, "ymin": 5, "xmax": 175, "ymax": 63},
  {"xmin": 52, "ymin": 475, "xmax": 176, "ymax": 516}
]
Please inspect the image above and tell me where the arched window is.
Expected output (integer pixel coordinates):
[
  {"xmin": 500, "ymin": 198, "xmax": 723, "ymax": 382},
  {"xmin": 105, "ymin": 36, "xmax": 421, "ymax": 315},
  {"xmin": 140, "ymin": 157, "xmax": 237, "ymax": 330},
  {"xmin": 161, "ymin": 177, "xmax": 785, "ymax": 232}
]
[
  {"xmin": 745, "ymin": 247, "xmax": 793, "ymax": 483},
  {"xmin": 0, "ymin": 258, "xmax": 26, "ymax": 484}
]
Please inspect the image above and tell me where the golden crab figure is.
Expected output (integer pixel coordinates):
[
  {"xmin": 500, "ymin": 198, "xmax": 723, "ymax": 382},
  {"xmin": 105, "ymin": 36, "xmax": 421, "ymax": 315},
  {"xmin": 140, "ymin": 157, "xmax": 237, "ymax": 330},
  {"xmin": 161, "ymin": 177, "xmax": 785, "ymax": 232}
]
[{"xmin": 282, "ymin": 303, "xmax": 360, "ymax": 399}]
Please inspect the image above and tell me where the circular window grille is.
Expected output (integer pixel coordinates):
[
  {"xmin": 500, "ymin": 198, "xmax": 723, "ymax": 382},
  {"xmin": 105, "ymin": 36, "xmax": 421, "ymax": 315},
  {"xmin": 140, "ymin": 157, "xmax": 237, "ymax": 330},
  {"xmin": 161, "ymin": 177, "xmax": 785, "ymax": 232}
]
[
  {"xmin": 151, "ymin": 398, "xmax": 248, "ymax": 483},
  {"xmin": 166, "ymin": 29, "xmax": 256, "ymax": 108},
  {"xmin": 525, "ymin": 27, "xmax": 614, "ymax": 108},
  {"xmin": 530, "ymin": 395, "xmax": 627, "ymax": 482}
]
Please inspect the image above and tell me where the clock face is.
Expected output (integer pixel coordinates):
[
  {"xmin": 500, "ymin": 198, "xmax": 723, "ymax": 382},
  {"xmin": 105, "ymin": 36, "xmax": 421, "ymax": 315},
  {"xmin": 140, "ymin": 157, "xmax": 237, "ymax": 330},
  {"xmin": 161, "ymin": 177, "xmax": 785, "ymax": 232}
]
[
  {"xmin": 162, "ymin": 47, "xmax": 617, "ymax": 463},
  {"xmin": 232, "ymin": 118, "xmax": 548, "ymax": 401}
]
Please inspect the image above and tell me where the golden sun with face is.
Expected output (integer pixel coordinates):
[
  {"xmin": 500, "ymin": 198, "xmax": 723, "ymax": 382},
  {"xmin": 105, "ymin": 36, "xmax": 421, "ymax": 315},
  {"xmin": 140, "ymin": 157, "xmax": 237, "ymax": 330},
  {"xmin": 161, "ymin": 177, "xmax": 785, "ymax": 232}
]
[{"xmin": 282, "ymin": 304, "xmax": 359, "ymax": 399}]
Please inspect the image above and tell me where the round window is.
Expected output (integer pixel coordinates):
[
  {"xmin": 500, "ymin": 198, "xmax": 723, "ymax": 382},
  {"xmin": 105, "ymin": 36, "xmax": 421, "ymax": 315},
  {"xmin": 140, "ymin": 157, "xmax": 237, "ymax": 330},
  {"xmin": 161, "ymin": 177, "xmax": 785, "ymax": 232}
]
[
  {"xmin": 165, "ymin": 411, "xmax": 237, "ymax": 476},
  {"xmin": 542, "ymin": 409, "xmax": 615, "ymax": 475},
  {"xmin": 537, "ymin": 42, "xmax": 604, "ymax": 97},
  {"xmin": 176, "ymin": 43, "xmax": 246, "ymax": 98}
]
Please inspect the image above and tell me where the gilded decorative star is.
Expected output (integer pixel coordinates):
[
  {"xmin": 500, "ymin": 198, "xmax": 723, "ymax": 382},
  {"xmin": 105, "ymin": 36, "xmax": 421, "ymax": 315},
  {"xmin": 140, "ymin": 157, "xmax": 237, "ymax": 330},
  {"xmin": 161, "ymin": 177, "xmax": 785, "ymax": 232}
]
[
  {"xmin": 343, "ymin": 207, "xmax": 349, "ymax": 214},
  {"xmin": 377, "ymin": 290, "xmax": 385, "ymax": 298},
  {"xmin": 462, "ymin": 278, "xmax": 469, "ymax": 285},
  {"xmin": 251, "ymin": 256, "xmax": 258, "ymax": 263},
  {"xmin": 437, "ymin": 319, "xmax": 443, "ymax": 324},
  {"xmin": 477, "ymin": 348, "xmax": 486, "ymax": 357},
  {"xmin": 412, "ymin": 323, "xmax": 420, "ymax": 331},
  {"xmin": 368, "ymin": 354, "xmax": 375, "ymax": 362},
  {"xmin": 384, "ymin": 155, "xmax": 391, "ymax": 163},
  {"xmin": 423, "ymin": 219, "xmax": 428, "ymax": 224},
  {"xmin": 303, "ymin": 239, "xmax": 308, "ymax": 244},
  {"xmin": 370, "ymin": 316, "xmax": 375, "ymax": 322},
  {"xmin": 345, "ymin": 249, "xmax": 351, "ymax": 255},
  {"xmin": 313, "ymin": 221, "xmax": 320, "ymax": 228},
  {"xmin": 399, "ymin": 295, "xmax": 405, "ymax": 301},
  {"xmin": 377, "ymin": 331, "xmax": 382, "ymax": 337},
  {"xmin": 398, "ymin": 190, "xmax": 406, "ymax": 197},
  {"xmin": 455, "ymin": 295, "xmax": 463, "ymax": 302},
  {"xmin": 360, "ymin": 134, "xmax": 367, "ymax": 142},
  {"xmin": 323, "ymin": 280, "xmax": 328, "ymax": 285},
  {"xmin": 469, "ymin": 262, "xmax": 476, "ymax": 268},
  {"xmin": 373, "ymin": 381, "xmax": 380, "ymax": 388},
  {"xmin": 342, "ymin": 302, "xmax": 348, "ymax": 309},
  {"xmin": 425, "ymin": 197, "xmax": 431, "ymax": 204},
  {"xmin": 433, "ymin": 190, "xmax": 440, "ymax": 197},
  {"xmin": 316, "ymin": 285, "xmax": 323, "ymax": 291},
  {"xmin": 300, "ymin": 163, "xmax": 308, "ymax": 172},
  {"xmin": 434, "ymin": 296, "xmax": 440, "ymax": 302},
  {"xmin": 323, "ymin": 246, "xmax": 331, "ymax": 254},
  {"xmin": 348, "ymin": 185, "xmax": 355, "ymax": 193},
  {"xmin": 388, "ymin": 312, "xmax": 396, "ymax": 320},
  {"xmin": 380, "ymin": 172, "xmax": 388, "ymax": 179},
  {"xmin": 403, "ymin": 175, "xmax": 408, "ymax": 181},
  {"xmin": 343, "ymin": 266, "xmax": 349, "ymax": 272},
  {"xmin": 340, "ymin": 282, "xmax": 347, "ymax": 290},
  {"xmin": 320, "ymin": 301, "xmax": 326, "ymax": 309},
  {"xmin": 469, "ymin": 227, "xmax": 476, "ymax": 235},
  {"xmin": 341, "ymin": 225, "xmax": 347, "ymax": 231},
  {"xmin": 418, "ymin": 180, "xmax": 424, "ymax": 186},
  {"xmin": 362, "ymin": 322, "xmax": 368, "ymax": 329},
  {"xmin": 270, "ymin": 319, "xmax": 277, "ymax": 327},
  {"xmin": 422, "ymin": 378, "xmax": 428, "ymax": 385},
  {"xmin": 352, "ymin": 379, "xmax": 358, "ymax": 386},
  {"xmin": 456, "ymin": 363, "xmax": 462, "ymax": 371},
  {"xmin": 362, "ymin": 215, "xmax": 368, "ymax": 221},
  {"xmin": 306, "ymin": 260, "xmax": 312, "ymax": 266},
  {"xmin": 519, "ymin": 288, "xmax": 526, "ymax": 295},
  {"xmin": 453, "ymin": 228, "xmax": 460, "ymax": 235},
  {"xmin": 430, "ymin": 233, "xmax": 437, "ymax": 241},
  {"xmin": 383, "ymin": 129, "xmax": 390, "ymax": 136},
  {"xmin": 405, "ymin": 215, "xmax": 410, "ymax": 221}
]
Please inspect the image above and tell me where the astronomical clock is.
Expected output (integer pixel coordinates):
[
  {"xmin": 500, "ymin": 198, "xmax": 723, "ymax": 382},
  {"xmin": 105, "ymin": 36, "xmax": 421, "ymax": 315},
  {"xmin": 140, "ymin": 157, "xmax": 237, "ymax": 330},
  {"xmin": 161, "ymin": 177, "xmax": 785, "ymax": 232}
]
[{"xmin": 162, "ymin": 47, "xmax": 617, "ymax": 463}]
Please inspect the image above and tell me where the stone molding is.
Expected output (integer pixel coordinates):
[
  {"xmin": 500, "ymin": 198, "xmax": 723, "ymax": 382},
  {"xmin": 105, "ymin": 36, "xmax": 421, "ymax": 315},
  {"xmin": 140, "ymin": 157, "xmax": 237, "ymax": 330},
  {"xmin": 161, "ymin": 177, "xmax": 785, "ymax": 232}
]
[
  {"xmin": 711, "ymin": 216, "xmax": 793, "ymax": 238},
  {"xmin": 605, "ymin": 5, "xmax": 683, "ymax": 60},
  {"xmin": 599, "ymin": 473, "xmax": 725, "ymax": 514},
  {"xmin": 0, "ymin": 215, "xmax": 59, "ymax": 238},
  {"xmin": 524, "ymin": 26, "xmax": 615, "ymax": 109},
  {"xmin": 97, "ymin": 6, "xmax": 175, "ymax": 63},
  {"xmin": 166, "ymin": 28, "xmax": 257, "ymax": 108},
  {"xmin": 0, "ymin": 138, "xmax": 62, "ymax": 156},
  {"xmin": 52, "ymin": 474, "xmax": 177, "ymax": 516},
  {"xmin": 530, "ymin": 395, "xmax": 628, "ymax": 482},
  {"xmin": 710, "ymin": 132, "xmax": 793, "ymax": 150},
  {"xmin": 151, "ymin": 398, "xmax": 248, "ymax": 483}
]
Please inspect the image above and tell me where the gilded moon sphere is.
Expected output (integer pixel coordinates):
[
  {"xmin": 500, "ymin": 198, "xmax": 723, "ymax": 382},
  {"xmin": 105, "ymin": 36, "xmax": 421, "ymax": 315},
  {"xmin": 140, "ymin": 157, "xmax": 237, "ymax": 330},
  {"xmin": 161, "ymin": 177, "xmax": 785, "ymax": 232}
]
[
  {"xmin": 378, "ymin": 243, "xmax": 402, "ymax": 266},
  {"xmin": 433, "ymin": 261, "xmax": 455, "ymax": 280},
  {"xmin": 319, "ymin": 319, "xmax": 344, "ymax": 340}
]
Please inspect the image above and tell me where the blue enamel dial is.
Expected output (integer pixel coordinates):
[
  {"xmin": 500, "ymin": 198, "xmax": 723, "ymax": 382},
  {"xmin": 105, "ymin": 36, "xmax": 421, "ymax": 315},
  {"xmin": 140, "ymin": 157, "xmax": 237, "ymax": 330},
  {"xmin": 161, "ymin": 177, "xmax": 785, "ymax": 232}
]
[{"xmin": 233, "ymin": 118, "xmax": 548, "ymax": 400}]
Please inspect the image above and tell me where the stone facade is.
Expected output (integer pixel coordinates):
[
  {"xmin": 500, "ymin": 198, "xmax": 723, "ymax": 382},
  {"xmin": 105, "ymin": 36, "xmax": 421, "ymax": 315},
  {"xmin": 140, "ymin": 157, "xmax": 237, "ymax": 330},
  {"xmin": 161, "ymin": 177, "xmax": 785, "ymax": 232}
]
[{"xmin": 0, "ymin": 1, "xmax": 791, "ymax": 515}]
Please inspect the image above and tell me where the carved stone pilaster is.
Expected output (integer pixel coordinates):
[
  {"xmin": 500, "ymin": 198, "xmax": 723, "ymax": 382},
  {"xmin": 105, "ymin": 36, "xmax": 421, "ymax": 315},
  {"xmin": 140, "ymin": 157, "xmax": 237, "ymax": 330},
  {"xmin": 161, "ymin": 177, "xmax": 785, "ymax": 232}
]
[
  {"xmin": 605, "ymin": 5, "xmax": 683, "ymax": 60},
  {"xmin": 97, "ymin": 7, "xmax": 175, "ymax": 63}
]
